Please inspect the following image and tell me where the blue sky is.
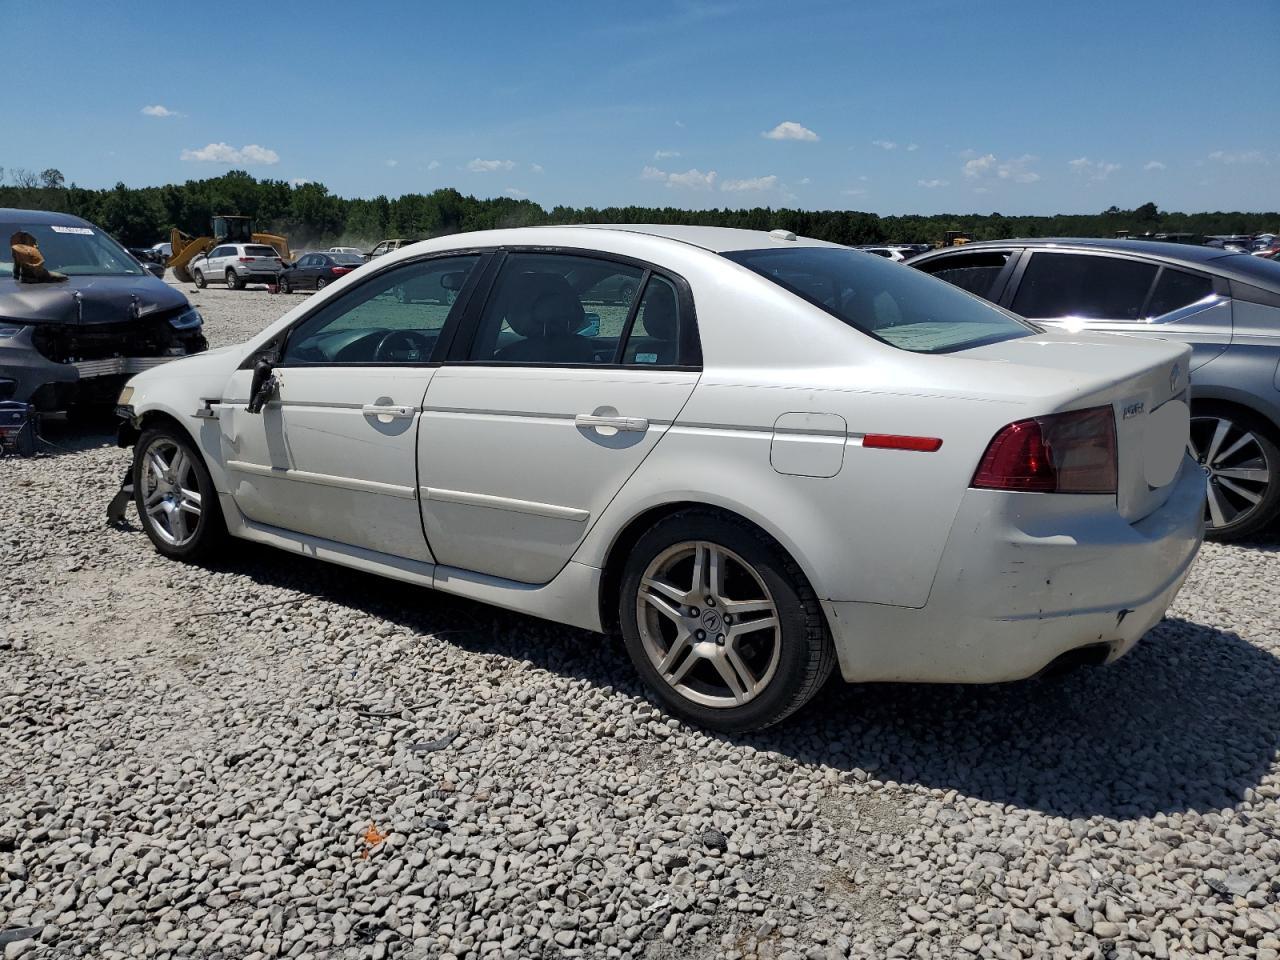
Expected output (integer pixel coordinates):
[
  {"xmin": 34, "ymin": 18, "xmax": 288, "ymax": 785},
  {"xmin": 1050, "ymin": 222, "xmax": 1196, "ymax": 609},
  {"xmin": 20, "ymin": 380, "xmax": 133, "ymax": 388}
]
[{"xmin": 3, "ymin": 0, "xmax": 1277, "ymax": 215}]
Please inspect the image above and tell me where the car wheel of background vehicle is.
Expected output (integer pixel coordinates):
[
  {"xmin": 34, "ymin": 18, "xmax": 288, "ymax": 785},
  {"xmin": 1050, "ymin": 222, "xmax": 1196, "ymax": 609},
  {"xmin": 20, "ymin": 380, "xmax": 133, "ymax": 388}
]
[
  {"xmin": 315, "ymin": 277, "xmax": 327, "ymax": 290},
  {"xmin": 278, "ymin": 276, "xmax": 290, "ymax": 294},
  {"xmin": 193, "ymin": 269, "xmax": 206, "ymax": 288},
  {"xmin": 1190, "ymin": 404, "xmax": 1280, "ymax": 541},
  {"xmin": 618, "ymin": 510, "xmax": 835, "ymax": 732},
  {"xmin": 132, "ymin": 425, "xmax": 226, "ymax": 562},
  {"xmin": 226, "ymin": 269, "xmax": 244, "ymax": 290},
  {"xmin": 619, "ymin": 282, "xmax": 636, "ymax": 304},
  {"xmin": 396, "ymin": 285, "xmax": 409, "ymax": 303}
]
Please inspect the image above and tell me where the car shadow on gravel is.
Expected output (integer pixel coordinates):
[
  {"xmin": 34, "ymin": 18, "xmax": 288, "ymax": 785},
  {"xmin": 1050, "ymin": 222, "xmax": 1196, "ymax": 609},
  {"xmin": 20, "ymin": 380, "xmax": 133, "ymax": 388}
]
[
  {"xmin": 13, "ymin": 417, "xmax": 119, "ymax": 460},
  {"xmin": 196, "ymin": 541, "xmax": 1280, "ymax": 822}
]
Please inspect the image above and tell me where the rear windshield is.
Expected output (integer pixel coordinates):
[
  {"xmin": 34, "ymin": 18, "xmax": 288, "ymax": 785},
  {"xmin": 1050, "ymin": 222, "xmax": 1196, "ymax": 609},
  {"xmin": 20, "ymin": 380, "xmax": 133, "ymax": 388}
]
[
  {"xmin": 246, "ymin": 245, "xmax": 279, "ymax": 258},
  {"xmin": 725, "ymin": 246, "xmax": 1033, "ymax": 354},
  {"xmin": 1, "ymin": 220, "xmax": 144, "ymax": 277},
  {"xmin": 331, "ymin": 253, "xmax": 364, "ymax": 264}
]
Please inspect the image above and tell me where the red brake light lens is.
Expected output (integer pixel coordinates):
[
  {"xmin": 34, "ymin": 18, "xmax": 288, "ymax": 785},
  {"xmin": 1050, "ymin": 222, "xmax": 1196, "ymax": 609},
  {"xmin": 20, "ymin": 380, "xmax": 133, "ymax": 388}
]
[
  {"xmin": 331, "ymin": 266, "xmax": 353, "ymax": 275},
  {"xmin": 972, "ymin": 405, "xmax": 1117, "ymax": 494}
]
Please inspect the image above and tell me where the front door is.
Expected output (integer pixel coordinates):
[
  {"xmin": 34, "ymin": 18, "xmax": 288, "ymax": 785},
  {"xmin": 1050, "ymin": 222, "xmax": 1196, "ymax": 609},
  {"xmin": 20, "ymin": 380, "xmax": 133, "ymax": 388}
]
[
  {"xmin": 218, "ymin": 252, "xmax": 487, "ymax": 561},
  {"xmin": 418, "ymin": 251, "xmax": 700, "ymax": 584}
]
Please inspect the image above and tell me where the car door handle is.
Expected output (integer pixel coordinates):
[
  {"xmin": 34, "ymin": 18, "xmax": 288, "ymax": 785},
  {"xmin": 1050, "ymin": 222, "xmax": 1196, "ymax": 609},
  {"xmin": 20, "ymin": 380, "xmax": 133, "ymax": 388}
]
[
  {"xmin": 361, "ymin": 403, "xmax": 414, "ymax": 418},
  {"xmin": 574, "ymin": 414, "xmax": 649, "ymax": 432}
]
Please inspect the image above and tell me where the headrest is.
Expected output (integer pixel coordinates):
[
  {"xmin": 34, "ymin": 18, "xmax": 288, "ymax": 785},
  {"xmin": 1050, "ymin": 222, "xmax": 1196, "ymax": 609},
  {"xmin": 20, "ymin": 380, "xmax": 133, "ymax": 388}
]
[
  {"xmin": 641, "ymin": 282, "xmax": 678, "ymax": 340},
  {"xmin": 504, "ymin": 272, "xmax": 585, "ymax": 339}
]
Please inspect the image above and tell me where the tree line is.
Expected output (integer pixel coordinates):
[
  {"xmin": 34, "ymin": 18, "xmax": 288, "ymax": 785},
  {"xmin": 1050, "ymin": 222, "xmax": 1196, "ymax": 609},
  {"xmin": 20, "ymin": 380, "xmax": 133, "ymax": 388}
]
[{"xmin": 2, "ymin": 167, "xmax": 1275, "ymax": 251}]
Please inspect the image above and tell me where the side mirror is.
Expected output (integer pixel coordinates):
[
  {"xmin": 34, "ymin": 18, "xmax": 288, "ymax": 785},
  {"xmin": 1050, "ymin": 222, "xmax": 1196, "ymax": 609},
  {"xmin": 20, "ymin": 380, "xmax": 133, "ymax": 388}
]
[{"xmin": 246, "ymin": 359, "xmax": 277, "ymax": 414}]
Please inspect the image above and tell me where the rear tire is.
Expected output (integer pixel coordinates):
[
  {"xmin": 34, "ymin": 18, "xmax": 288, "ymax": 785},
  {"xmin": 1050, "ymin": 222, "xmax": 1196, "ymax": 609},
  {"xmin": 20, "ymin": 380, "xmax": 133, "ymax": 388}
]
[
  {"xmin": 132, "ymin": 425, "xmax": 226, "ymax": 562},
  {"xmin": 193, "ymin": 268, "xmax": 206, "ymax": 288},
  {"xmin": 315, "ymin": 277, "xmax": 327, "ymax": 290},
  {"xmin": 1192, "ymin": 403, "xmax": 1280, "ymax": 542},
  {"xmin": 618, "ymin": 510, "xmax": 835, "ymax": 732},
  {"xmin": 226, "ymin": 269, "xmax": 244, "ymax": 290}
]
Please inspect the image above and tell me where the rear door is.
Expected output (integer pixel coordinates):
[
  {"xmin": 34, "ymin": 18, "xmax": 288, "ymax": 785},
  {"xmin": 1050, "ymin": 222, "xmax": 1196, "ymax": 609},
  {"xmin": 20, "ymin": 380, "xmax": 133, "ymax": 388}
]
[
  {"xmin": 1007, "ymin": 250, "xmax": 1230, "ymax": 369},
  {"xmin": 417, "ymin": 250, "xmax": 701, "ymax": 584}
]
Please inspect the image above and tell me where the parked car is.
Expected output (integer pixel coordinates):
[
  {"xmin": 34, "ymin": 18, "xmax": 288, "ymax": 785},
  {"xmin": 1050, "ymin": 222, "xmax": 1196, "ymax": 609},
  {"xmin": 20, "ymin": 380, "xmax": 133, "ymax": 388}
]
[
  {"xmin": 909, "ymin": 238, "xmax": 1280, "ymax": 539},
  {"xmin": 117, "ymin": 225, "xmax": 1202, "ymax": 731},
  {"xmin": 188, "ymin": 243, "xmax": 285, "ymax": 289},
  {"xmin": 328, "ymin": 246, "xmax": 365, "ymax": 257},
  {"xmin": 150, "ymin": 241, "xmax": 173, "ymax": 262},
  {"xmin": 279, "ymin": 252, "xmax": 364, "ymax": 293},
  {"xmin": 367, "ymin": 239, "xmax": 413, "ymax": 260},
  {"xmin": 0, "ymin": 208, "xmax": 206, "ymax": 411},
  {"xmin": 128, "ymin": 248, "xmax": 167, "ymax": 279}
]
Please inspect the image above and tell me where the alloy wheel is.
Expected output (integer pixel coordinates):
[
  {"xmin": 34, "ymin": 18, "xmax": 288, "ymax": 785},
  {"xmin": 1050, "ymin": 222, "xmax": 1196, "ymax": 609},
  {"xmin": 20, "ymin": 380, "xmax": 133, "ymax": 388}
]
[
  {"xmin": 636, "ymin": 541, "xmax": 781, "ymax": 708},
  {"xmin": 1189, "ymin": 414, "xmax": 1272, "ymax": 531},
  {"xmin": 139, "ymin": 437, "xmax": 203, "ymax": 547}
]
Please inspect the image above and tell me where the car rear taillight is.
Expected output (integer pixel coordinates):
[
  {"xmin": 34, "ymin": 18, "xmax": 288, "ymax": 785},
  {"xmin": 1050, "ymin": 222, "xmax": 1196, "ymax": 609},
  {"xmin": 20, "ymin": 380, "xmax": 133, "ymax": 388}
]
[
  {"xmin": 239, "ymin": 257, "xmax": 254, "ymax": 262},
  {"xmin": 972, "ymin": 405, "xmax": 1117, "ymax": 494},
  {"xmin": 331, "ymin": 266, "xmax": 353, "ymax": 275}
]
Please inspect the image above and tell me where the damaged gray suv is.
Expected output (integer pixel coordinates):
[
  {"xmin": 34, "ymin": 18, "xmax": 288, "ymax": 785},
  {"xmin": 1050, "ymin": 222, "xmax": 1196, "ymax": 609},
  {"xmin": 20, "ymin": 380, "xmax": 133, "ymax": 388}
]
[{"xmin": 1, "ymin": 209, "xmax": 207, "ymax": 411}]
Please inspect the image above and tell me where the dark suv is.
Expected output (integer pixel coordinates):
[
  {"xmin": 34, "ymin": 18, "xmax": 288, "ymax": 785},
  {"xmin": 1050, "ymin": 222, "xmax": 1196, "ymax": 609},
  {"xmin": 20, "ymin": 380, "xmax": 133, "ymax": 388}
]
[
  {"xmin": 0, "ymin": 209, "xmax": 206, "ymax": 411},
  {"xmin": 910, "ymin": 238, "xmax": 1280, "ymax": 540}
]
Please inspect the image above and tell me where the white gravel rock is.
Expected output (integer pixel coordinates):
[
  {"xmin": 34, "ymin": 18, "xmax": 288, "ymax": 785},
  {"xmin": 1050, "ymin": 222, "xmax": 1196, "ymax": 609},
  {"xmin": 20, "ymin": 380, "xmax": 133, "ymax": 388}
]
[{"xmin": 2, "ymin": 284, "xmax": 1279, "ymax": 958}]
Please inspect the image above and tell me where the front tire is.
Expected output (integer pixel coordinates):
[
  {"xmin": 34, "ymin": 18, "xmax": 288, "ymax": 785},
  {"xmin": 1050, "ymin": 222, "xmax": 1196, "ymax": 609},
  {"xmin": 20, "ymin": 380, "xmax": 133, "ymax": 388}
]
[
  {"xmin": 315, "ymin": 277, "xmax": 327, "ymax": 290},
  {"xmin": 1191, "ymin": 404, "xmax": 1280, "ymax": 541},
  {"xmin": 193, "ymin": 268, "xmax": 206, "ymax": 288},
  {"xmin": 133, "ymin": 425, "xmax": 226, "ymax": 562},
  {"xmin": 618, "ymin": 510, "xmax": 835, "ymax": 732},
  {"xmin": 278, "ymin": 276, "xmax": 291, "ymax": 294}
]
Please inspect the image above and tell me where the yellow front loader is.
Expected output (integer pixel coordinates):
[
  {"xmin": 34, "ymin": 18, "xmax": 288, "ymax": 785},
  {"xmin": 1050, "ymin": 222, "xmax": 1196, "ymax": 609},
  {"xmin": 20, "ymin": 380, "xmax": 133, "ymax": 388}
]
[{"xmin": 168, "ymin": 215, "xmax": 290, "ymax": 283}]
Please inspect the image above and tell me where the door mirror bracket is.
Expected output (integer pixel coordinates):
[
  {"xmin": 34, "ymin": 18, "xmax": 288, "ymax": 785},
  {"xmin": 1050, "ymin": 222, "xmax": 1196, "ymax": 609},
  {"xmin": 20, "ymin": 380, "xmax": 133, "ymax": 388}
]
[{"xmin": 246, "ymin": 359, "xmax": 278, "ymax": 414}]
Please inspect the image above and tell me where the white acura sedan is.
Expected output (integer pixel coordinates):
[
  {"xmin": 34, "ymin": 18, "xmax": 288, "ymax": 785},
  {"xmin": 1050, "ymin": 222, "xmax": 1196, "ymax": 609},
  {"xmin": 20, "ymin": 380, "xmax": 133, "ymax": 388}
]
[{"xmin": 116, "ymin": 225, "xmax": 1205, "ymax": 731}]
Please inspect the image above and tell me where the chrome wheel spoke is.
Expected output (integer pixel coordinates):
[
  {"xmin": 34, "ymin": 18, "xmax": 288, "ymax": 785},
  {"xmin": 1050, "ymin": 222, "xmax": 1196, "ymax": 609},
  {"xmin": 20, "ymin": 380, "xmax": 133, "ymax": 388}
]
[
  {"xmin": 1206, "ymin": 479, "xmax": 1230, "ymax": 528},
  {"xmin": 728, "ymin": 614, "xmax": 778, "ymax": 638},
  {"xmin": 1219, "ymin": 477, "xmax": 1262, "ymax": 504},
  {"xmin": 720, "ymin": 597, "xmax": 774, "ymax": 617},
  {"xmin": 1214, "ymin": 465, "xmax": 1268, "ymax": 483},
  {"xmin": 711, "ymin": 654, "xmax": 749, "ymax": 704},
  {"xmin": 146, "ymin": 450, "xmax": 168, "ymax": 483},
  {"xmin": 1205, "ymin": 419, "xmax": 1232, "ymax": 465},
  {"xmin": 1214, "ymin": 431, "xmax": 1257, "ymax": 466},
  {"xmin": 640, "ymin": 589, "xmax": 686, "ymax": 624},
  {"xmin": 641, "ymin": 575, "xmax": 688, "ymax": 606},
  {"xmin": 725, "ymin": 647, "xmax": 762, "ymax": 700}
]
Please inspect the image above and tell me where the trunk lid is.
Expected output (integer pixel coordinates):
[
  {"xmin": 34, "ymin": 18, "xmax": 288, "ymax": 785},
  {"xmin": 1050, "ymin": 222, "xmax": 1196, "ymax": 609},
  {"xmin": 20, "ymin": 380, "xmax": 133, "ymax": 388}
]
[{"xmin": 960, "ymin": 330, "xmax": 1192, "ymax": 523}]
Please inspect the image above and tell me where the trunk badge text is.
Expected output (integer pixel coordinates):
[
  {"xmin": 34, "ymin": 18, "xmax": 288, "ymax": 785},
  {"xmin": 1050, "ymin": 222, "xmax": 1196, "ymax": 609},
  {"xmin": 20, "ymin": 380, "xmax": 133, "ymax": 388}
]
[{"xmin": 1122, "ymin": 401, "xmax": 1145, "ymax": 420}]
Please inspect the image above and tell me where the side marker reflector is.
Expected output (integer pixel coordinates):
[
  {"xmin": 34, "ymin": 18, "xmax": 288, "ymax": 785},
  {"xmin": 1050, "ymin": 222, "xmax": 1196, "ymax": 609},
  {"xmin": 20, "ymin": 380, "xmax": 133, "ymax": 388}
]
[{"xmin": 862, "ymin": 433, "xmax": 943, "ymax": 452}]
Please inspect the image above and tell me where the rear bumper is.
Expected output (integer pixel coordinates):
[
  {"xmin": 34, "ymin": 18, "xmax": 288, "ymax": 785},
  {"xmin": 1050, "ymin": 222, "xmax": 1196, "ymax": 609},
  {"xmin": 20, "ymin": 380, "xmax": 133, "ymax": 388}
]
[{"xmin": 824, "ymin": 455, "xmax": 1205, "ymax": 683}]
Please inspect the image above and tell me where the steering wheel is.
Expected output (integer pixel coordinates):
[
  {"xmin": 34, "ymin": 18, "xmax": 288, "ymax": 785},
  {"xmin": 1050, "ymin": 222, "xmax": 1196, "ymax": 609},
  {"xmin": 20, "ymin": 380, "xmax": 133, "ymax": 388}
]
[{"xmin": 373, "ymin": 329, "xmax": 431, "ymax": 363}]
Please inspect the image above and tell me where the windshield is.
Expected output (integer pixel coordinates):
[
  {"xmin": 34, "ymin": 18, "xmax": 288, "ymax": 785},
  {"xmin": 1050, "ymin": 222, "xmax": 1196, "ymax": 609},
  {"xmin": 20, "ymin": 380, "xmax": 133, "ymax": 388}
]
[
  {"xmin": 2, "ymin": 221, "xmax": 144, "ymax": 277},
  {"xmin": 724, "ymin": 246, "xmax": 1034, "ymax": 354}
]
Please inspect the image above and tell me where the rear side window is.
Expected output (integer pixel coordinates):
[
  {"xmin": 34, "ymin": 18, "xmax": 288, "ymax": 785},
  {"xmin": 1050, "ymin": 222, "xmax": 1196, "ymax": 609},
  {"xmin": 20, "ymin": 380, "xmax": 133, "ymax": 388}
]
[
  {"xmin": 1147, "ymin": 268, "xmax": 1214, "ymax": 317},
  {"xmin": 1012, "ymin": 253, "xmax": 1158, "ymax": 320},
  {"xmin": 725, "ymin": 246, "xmax": 1031, "ymax": 354},
  {"xmin": 914, "ymin": 251, "xmax": 1012, "ymax": 300},
  {"xmin": 622, "ymin": 276, "xmax": 681, "ymax": 365}
]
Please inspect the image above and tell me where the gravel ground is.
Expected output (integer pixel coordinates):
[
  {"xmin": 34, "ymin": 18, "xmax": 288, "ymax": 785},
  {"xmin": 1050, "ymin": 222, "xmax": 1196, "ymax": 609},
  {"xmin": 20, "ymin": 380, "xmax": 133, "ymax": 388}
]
[{"xmin": 3, "ymin": 280, "xmax": 1280, "ymax": 960}]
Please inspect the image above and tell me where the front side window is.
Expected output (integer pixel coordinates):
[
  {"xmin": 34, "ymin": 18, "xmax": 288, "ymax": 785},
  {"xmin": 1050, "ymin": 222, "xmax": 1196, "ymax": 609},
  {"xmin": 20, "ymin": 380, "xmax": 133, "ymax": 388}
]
[
  {"xmin": 466, "ymin": 253, "xmax": 645, "ymax": 364},
  {"xmin": 1147, "ymin": 268, "xmax": 1215, "ymax": 317},
  {"xmin": 725, "ymin": 246, "xmax": 1031, "ymax": 354},
  {"xmin": 915, "ymin": 250, "xmax": 1014, "ymax": 300},
  {"xmin": 282, "ymin": 254, "xmax": 480, "ymax": 365},
  {"xmin": 1011, "ymin": 253, "xmax": 1158, "ymax": 320}
]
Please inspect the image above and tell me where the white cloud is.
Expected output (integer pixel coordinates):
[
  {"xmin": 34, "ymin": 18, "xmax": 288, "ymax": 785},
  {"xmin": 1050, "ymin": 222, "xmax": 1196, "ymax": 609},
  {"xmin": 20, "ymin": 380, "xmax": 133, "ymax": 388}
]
[
  {"xmin": 1208, "ymin": 149, "xmax": 1268, "ymax": 165},
  {"xmin": 427, "ymin": 160, "xmax": 441, "ymax": 171},
  {"xmin": 666, "ymin": 168, "xmax": 717, "ymax": 189},
  {"xmin": 721, "ymin": 175, "xmax": 778, "ymax": 192},
  {"xmin": 907, "ymin": 143, "xmax": 919, "ymax": 152},
  {"xmin": 643, "ymin": 165, "xmax": 717, "ymax": 189},
  {"xmin": 871, "ymin": 139, "xmax": 897, "ymax": 150},
  {"xmin": 798, "ymin": 177, "xmax": 811, "ymax": 185},
  {"xmin": 385, "ymin": 159, "xmax": 399, "ymax": 168},
  {"xmin": 503, "ymin": 187, "xmax": 527, "ymax": 198},
  {"xmin": 763, "ymin": 121, "xmax": 819, "ymax": 142},
  {"xmin": 654, "ymin": 149, "xmax": 681, "ymax": 160},
  {"xmin": 1069, "ymin": 156, "xmax": 1121, "ymax": 181},
  {"xmin": 917, "ymin": 179, "xmax": 949, "ymax": 188},
  {"xmin": 675, "ymin": 120, "xmax": 686, "ymax": 128},
  {"xmin": 958, "ymin": 148, "xmax": 978, "ymax": 160},
  {"xmin": 141, "ymin": 104, "xmax": 181, "ymax": 118},
  {"xmin": 964, "ymin": 152, "xmax": 1039, "ymax": 183},
  {"xmin": 467, "ymin": 158, "xmax": 515, "ymax": 173},
  {"xmin": 288, "ymin": 177, "xmax": 312, "ymax": 187},
  {"xmin": 530, "ymin": 163, "xmax": 544, "ymax": 174},
  {"xmin": 841, "ymin": 187, "xmax": 867, "ymax": 197},
  {"xmin": 180, "ymin": 142, "xmax": 279, "ymax": 165},
  {"xmin": 1144, "ymin": 160, "xmax": 1166, "ymax": 171}
]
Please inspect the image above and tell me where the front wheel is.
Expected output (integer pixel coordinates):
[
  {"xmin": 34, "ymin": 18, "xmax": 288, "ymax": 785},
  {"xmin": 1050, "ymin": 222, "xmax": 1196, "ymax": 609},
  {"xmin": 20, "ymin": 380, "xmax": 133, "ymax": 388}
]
[
  {"xmin": 315, "ymin": 277, "xmax": 327, "ymax": 290},
  {"xmin": 618, "ymin": 511, "xmax": 835, "ymax": 732},
  {"xmin": 133, "ymin": 426, "xmax": 226, "ymax": 561},
  {"xmin": 1190, "ymin": 405, "xmax": 1280, "ymax": 541},
  {"xmin": 193, "ymin": 268, "xmax": 206, "ymax": 288}
]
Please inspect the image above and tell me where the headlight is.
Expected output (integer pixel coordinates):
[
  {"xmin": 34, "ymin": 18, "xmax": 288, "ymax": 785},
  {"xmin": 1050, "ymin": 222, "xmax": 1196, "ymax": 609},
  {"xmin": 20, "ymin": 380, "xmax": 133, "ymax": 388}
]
[
  {"xmin": 117, "ymin": 385, "xmax": 134, "ymax": 406},
  {"xmin": 169, "ymin": 307, "xmax": 203, "ymax": 331},
  {"xmin": 0, "ymin": 323, "xmax": 25, "ymax": 338}
]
